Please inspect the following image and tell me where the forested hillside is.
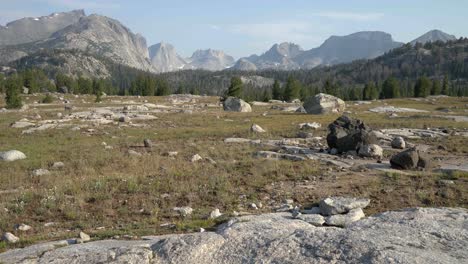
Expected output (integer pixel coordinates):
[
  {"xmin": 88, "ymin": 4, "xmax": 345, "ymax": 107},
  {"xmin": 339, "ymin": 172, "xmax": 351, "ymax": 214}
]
[{"xmin": 3, "ymin": 38, "xmax": 468, "ymax": 101}]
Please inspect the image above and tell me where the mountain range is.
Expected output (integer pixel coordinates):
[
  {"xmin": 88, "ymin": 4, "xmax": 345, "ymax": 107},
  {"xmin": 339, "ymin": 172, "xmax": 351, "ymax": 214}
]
[{"xmin": 0, "ymin": 9, "xmax": 460, "ymax": 77}]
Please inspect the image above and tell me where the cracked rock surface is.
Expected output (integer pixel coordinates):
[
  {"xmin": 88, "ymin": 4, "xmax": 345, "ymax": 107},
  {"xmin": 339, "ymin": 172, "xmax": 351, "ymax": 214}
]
[{"xmin": 0, "ymin": 207, "xmax": 466, "ymax": 264}]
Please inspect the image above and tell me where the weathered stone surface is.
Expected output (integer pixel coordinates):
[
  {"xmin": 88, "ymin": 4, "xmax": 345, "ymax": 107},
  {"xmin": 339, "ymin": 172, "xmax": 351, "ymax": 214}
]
[
  {"xmin": 297, "ymin": 214, "xmax": 326, "ymax": 226},
  {"xmin": 319, "ymin": 197, "xmax": 370, "ymax": 216},
  {"xmin": 1, "ymin": 208, "xmax": 466, "ymax": 263},
  {"xmin": 143, "ymin": 139, "xmax": 153, "ymax": 148},
  {"xmin": 0, "ymin": 150, "xmax": 27, "ymax": 162},
  {"xmin": 14, "ymin": 224, "xmax": 32, "ymax": 232},
  {"xmin": 390, "ymin": 147, "xmax": 434, "ymax": 170},
  {"xmin": 391, "ymin": 136, "xmax": 406, "ymax": 149},
  {"xmin": 325, "ymin": 208, "xmax": 365, "ymax": 227},
  {"xmin": 303, "ymin": 93, "xmax": 346, "ymax": 114},
  {"xmin": 223, "ymin": 97, "xmax": 252, "ymax": 112},
  {"xmin": 358, "ymin": 144, "xmax": 383, "ymax": 159},
  {"xmin": 327, "ymin": 116, "xmax": 377, "ymax": 153},
  {"xmin": 11, "ymin": 121, "xmax": 35, "ymax": 128}
]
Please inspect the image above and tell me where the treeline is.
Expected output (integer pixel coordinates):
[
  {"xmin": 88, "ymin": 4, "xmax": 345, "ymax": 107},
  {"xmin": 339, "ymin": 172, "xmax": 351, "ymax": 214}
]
[{"xmin": 3, "ymin": 38, "xmax": 468, "ymax": 102}]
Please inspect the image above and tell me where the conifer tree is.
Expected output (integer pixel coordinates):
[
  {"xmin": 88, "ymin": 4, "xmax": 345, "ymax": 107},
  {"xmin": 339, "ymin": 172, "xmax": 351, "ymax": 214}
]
[
  {"xmin": 5, "ymin": 75, "xmax": 22, "ymax": 109},
  {"xmin": 227, "ymin": 77, "xmax": 243, "ymax": 98}
]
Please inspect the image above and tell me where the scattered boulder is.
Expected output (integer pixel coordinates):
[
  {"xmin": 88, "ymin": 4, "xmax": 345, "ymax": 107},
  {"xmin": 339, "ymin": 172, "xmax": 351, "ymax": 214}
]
[
  {"xmin": 319, "ymin": 197, "xmax": 370, "ymax": 216},
  {"xmin": 209, "ymin": 209, "xmax": 222, "ymax": 219},
  {"xmin": 390, "ymin": 147, "xmax": 433, "ymax": 170},
  {"xmin": 251, "ymin": 124, "xmax": 266, "ymax": 133},
  {"xmin": 298, "ymin": 122, "xmax": 321, "ymax": 130},
  {"xmin": 325, "ymin": 208, "xmax": 365, "ymax": 227},
  {"xmin": 77, "ymin": 232, "xmax": 91, "ymax": 243},
  {"xmin": 119, "ymin": 116, "xmax": 130, "ymax": 122},
  {"xmin": 31, "ymin": 169, "xmax": 51, "ymax": 177},
  {"xmin": 223, "ymin": 97, "xmax": 252, "ymax": 112},
  {"xmin": 303, "ymin": 93, "xmax": 346, "ymax": 114},
  {"xmin": 143, "ymin": 139, "xmax": 153, "ymax": 148},
  {"xmin": 0, "ymin": 150, "xmax": 27, "ymax": 162},
  {"xmin": 11, "ymin": 121, "xmax": 35, "ymax": 128},
  {"xmin": 52, "ymin": 162, "xmax": 65, "ymax": 169},
  {"xmin": 358, "ymin": 144, "xmax": 383, "ymax": 159},
  {"xmin": 1, "ymin": 232, "xmax": 19, "ymax": 243},
  {"xmin": 326, "ymin": 116, "xmax": 377, "ymax": 153},
  {"xmin": 391, "ymin": 136, "xmax": 406, "ymax": 149},
  {"xmin": 191, "ymin": 154, "xmax": 203, "ymax": 162},
  {"xmin": 173, "ymin": 207, "xmax": 193, "ymax": 217},
  {"xmin": 165, "ymin": 151, "xmax": 178, "ymax": 157},
  {"xmin": 14, "ymin": 224, "xmax": 31, "ymax": 232}
]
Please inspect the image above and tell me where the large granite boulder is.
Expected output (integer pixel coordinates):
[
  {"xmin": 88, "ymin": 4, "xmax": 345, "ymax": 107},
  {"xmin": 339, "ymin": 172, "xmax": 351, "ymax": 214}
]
[
  {"xmin": 390, "ymin": 147, "xmax": 434, "ymax": 170},
  {"xmin": 303, "ymin": 93, "xmax": 345, "ymax": 114},
  {"xmin": 326, "ymin": 116, "xmax": 378, "ymax": 153},
  {"xmin": 1, "ymin": 208, "xmax": 466, "ymax": 263},
  {"xmin": 0, "ymin": 150, "xmax": 27, "ymax": 162},
  {"xmin": 223, "ymin": 97, "xmax": 252, "ymax": 112}
]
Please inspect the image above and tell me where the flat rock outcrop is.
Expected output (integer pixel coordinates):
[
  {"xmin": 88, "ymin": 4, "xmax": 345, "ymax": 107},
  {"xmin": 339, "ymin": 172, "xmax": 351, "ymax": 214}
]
[
  {"xmin": 223, "ymin": 97, "xmax": 252, "ymax": 112},
  {"xmin": 1, "ymin": 207, "xmax": 466, "ymax": 264}
]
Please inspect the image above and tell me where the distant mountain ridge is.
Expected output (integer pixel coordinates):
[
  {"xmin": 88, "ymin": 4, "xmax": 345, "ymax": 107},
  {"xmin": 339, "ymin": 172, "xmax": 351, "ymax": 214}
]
[{"xmin": 0, "ymin": 9, "xmax": 462, "ymax": 76}]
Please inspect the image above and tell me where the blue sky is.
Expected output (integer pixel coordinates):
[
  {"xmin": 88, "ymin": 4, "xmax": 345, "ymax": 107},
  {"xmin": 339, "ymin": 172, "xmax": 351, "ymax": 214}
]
[{"xmin": 0, "ymin": 0, "xmax": 467, "ymax": 58}]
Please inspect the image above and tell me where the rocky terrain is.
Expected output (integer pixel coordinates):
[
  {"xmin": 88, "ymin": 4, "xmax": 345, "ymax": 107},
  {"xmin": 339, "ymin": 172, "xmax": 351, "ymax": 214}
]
[
  {"xmin": 0, "ymin": 92, "xmax": 467, "ymax": 263},
  {"xmin": 0, "ymin": 206, "xmax": 466, "ymax": 263}
]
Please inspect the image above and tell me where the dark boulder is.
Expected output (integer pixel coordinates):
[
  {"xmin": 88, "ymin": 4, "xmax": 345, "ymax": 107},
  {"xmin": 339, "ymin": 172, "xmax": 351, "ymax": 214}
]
[
  {"xmin": 326, "ymin": 116, "xmax": 377, "ymax": 153},
  {"xmin": 390, "ymin": 147, "xmax": 433, "ymax": 170}
]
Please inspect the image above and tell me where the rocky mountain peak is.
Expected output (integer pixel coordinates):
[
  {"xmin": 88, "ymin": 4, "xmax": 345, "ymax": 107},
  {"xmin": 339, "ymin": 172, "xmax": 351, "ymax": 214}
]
[
  {"xmin": 410, "ymin": 29, "xmax": 457, "ymax": 45},
  {"xmin": 149, "ymin": 42, "xmax": 186, "ymax": 72},
  {"xmin": 0, "ymin": 9, "xmax": 86, "ymax": 46}
]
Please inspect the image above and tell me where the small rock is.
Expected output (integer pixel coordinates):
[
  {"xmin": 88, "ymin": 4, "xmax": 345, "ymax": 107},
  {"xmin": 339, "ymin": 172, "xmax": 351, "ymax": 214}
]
[
  {"xmin": 191, "ymin": 154, "xmax": 203, "ymax": 162},
  {"xmin": 391, "ymin": 137, "xmax": 406, "ymax": 149},
  {"xmin": 31, "ymin": 169, "xmax": 50, "ymax": 177},
  {"xmin": 298, "ymin": 122, "xmax": 321, "ymax": 130},
  {"xmin": 14, "ymin": 224, "xmax": 32, "ymax": 232},
  {"xmin": 209, "ymin": 208, "xmax": 222, "ymax": 219},
  {"xmin": 119, "ymin": 116, "xmax": 130, "ymax": 122},
  {"xmin": 199, "ymin": 228, "xmax": 206, "ymax": 233},
  {"xmin": 297, "ymin": 214, "xmax": 326, "ymax": 226},
  {"xmin": 44, "ymin": 222, "xmax": 55, "ymax": 227},
  {"xmin": 2, "ymin": 232, "xmax": 19, "ymax": 243},
  {"xmin": 52, "ymin": 162, "xmax": 65, "ymax": 169},
  {"xmin": 329, "ymin": 148, "xmax": 338, "ymax": 155},
  {"xmin": 325, "ymin": 208, "xmax": 365, "ymax": 227},
  {"xmin": 173, "ymin": 207, "xmax": 193, "ymax": 217},
  {"xmin": 166, "ymin": 151, "xmax": 178, "ymax": 157},
  {"xmin": 250, "ymin": 203, "xmax": 258, "ymax": 210},
  {"xmin": 57, "ymin": 113, "xmax": 63, "ymax": 119},
  {"xmin": 79, "ymin": 232, "xmax": 91, "ymax": 242},
  {"xmin": 251, "ymin": 124, "xmax": 266, "ymax": 133},
  {"xmin": 143, "ymin": 139, "xmax": 153, "ymax": 148},
  {"xmin": 319, "ymin": 197, "xmax": 370, "ymax": 216},
  {"xmin": 358, "ymin": 144, "xmax": 383, "ymax": 159},
  {"xmin": 0, "ymin": 150, "xmax": 27, "ymax": 162}
]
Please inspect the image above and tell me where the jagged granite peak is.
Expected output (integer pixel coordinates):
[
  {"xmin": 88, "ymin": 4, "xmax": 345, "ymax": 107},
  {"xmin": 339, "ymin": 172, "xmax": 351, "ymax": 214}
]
[
  {"xmin": 0, "ymin": 9, "xmax": 86, "ymax": 46},
  {"xmin": 149, "ymin": 42, "xmax": 186, "ymax": 72},
  {"xmin": 297, "ymin": 31, "xmax": 403, "ymax": 68},
  {"xmin": 232, "ymin": 42, "xmax": 303, "ymax": 71},
  {"xmin": 265, "ymin": 42, "xmax": 304, "ymax": 59},
  {"xmin": 185, "ymin": 49, "xmax": 235, "ymax": 71},
  {"xmin": 410, "ymin": 29, "xmax": 457, "ymax": 45}
]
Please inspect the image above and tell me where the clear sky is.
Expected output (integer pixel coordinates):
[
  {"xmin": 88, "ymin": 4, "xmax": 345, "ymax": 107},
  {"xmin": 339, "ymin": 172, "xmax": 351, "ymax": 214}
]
[{"xmin": 0, "ymin": 0, "xmax": 467, "ymax": 58}]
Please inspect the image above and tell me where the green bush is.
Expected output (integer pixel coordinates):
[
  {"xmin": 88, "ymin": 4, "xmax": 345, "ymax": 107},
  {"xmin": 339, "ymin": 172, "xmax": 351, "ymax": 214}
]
[{"xmin": 41, "ymin": 94, "xmax": 54, "ymax": 104}]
